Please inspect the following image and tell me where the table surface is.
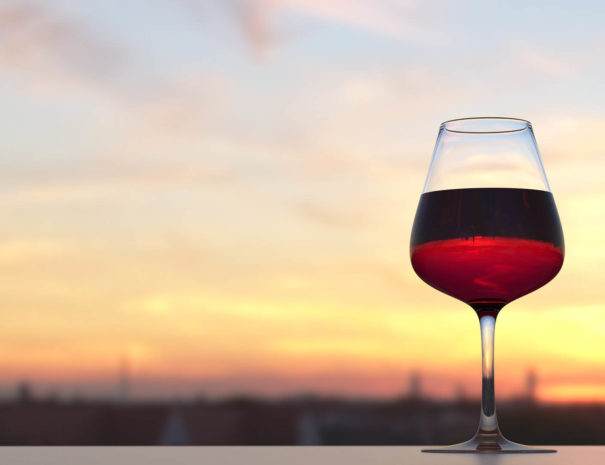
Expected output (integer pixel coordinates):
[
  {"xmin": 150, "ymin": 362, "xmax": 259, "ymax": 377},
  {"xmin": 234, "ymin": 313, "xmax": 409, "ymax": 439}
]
[{"xmin": 0, "ymin": 446, "xmax": 603, "ymax": 465}]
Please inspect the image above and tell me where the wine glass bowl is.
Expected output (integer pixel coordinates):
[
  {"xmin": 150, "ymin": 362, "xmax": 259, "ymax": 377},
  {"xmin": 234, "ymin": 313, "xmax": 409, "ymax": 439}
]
[
  {"xmin": 411, "ymin": 188, "xmax": 564, "ymax": 311},
  {"xmin": 410, "ymin": 118, "xmax": 564, "ymax": 453}
]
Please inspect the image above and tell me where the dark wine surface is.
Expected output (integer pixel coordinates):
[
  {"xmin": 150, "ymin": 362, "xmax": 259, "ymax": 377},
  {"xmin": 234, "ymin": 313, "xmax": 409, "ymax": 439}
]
[{"xmin": 410, "ymin": 188, "xmax": 564, "ymax": 309}]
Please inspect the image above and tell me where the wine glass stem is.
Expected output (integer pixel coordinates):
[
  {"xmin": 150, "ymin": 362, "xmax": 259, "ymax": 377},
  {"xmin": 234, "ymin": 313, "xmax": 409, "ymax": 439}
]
[{"xmin": 478, "ymin": 312, "xmax": 499, "ymax": 434}]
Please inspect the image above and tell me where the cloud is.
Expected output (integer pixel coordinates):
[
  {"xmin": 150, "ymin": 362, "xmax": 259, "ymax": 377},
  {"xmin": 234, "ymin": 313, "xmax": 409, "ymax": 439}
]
[
  {"xmin": 514, "ymin": 45, "xmax": 575, "ymax": 79},
  {"xmin": 535, "ymin": 115, "xmax": 605, "ymax": 163},
  {"xmin": 224, "ymin": 0, "xmax": 443, "ymax": 58},
  {"xmin": 0, "ymin": 2, "xmax": 226, "ymax": 124},
  {"xmin": 281, "ymin": 0, "xmax": 429, "ymax": 39},
  {"xmin": 0, "ymin": 3, "xmax": 234, "ymax": 197},
  {"xmin": 0, "ymin": 239, "xmax": 68, "ymax": 266},
  {"xmin": 295, "ymin": 202, "xmax": 364, "ymax": 229},
  {"xmin": 0, "ymin": 2, "xmax": 128, "ymax": 94},
  {"xmin": 0, "ymin": 162, "xmax": 237, "ymax": 206},
  {"xmin": 231, "ymin": 0, "xmax": 279, "ymax": 59}
]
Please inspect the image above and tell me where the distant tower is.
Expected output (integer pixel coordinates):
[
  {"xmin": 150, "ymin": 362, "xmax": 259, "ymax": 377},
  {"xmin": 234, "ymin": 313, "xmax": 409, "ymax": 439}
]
[
  {"xmin": 408, "ymin": 371, "xmax": 422, "ymax": 400},
  {"xmin": 455, "ymin": 383, "xmax": 467, "ymax": 402},
  {"xmin": 16, "ymin": 381, "xmax": 32, "ymax": 404},
  {"xmin": 525, "ymin": 368, "xmax": 537, "ymax": 403},
  {"xmin": 117, "ymin": 355, "xmax": 130, "ymax": 402}
]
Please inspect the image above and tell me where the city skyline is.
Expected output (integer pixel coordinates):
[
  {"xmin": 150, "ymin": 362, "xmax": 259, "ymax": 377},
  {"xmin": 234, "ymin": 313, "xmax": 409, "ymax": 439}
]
[{"xmin": 0, "ymin": 365, "xmax": 571, "ymax": 404}]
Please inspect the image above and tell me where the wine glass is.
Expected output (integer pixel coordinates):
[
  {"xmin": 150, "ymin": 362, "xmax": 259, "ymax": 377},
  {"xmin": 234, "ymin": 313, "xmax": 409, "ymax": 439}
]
[{"xmin": 410, "ymin": 117, "xmax": 564, "ymax": 453}]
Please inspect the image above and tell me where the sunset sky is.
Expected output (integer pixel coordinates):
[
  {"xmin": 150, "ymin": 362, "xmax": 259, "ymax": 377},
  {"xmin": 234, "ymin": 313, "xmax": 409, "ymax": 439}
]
[{"xmin": 1, "ymin": 0, "xmax": 605, "ymax": 402}]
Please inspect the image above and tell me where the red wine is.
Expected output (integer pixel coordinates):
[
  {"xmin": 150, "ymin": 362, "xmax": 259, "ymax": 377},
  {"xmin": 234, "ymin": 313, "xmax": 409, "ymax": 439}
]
[{"xmin": 410, "ymin": 188, "xmax": 564, "ymax": 310}]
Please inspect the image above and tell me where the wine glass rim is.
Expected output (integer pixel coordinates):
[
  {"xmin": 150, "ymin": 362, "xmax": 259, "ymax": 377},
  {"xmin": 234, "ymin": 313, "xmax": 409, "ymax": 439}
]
[{"xmin": 442, "ymin": 117, "xmax": 531, "ymax": 134}]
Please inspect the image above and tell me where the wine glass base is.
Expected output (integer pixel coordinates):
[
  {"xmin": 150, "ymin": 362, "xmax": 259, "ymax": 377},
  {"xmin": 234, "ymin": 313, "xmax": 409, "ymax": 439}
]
[{"xmin": 422, "ymin": 432, "xmax": 556, "ymax": 454}]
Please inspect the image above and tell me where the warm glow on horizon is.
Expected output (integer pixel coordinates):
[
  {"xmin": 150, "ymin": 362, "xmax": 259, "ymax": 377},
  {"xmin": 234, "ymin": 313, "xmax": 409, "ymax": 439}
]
[
  {"xmin": 539, "ymin": 385, "xmax": 605, "ymax": 404},
  {"xmin": 0, "ymin": 0, "xmax": 604, "ymax": 402}
]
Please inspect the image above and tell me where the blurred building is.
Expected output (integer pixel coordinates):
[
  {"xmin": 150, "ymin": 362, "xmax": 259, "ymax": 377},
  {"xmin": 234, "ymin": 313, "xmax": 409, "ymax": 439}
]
[{"xmin": 525, "ymin": 368, "xmax": 537, "ymax": 403}]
